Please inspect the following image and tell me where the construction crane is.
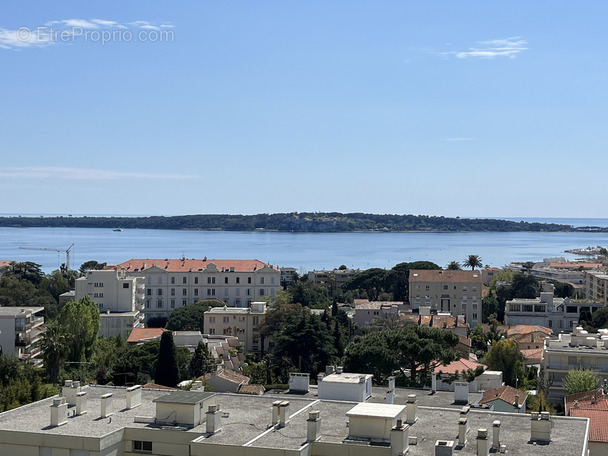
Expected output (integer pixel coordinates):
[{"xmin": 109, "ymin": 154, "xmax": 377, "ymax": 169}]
[{"xmin": 19, "ymin": 243, "xmax": 75, "ymax": 270}]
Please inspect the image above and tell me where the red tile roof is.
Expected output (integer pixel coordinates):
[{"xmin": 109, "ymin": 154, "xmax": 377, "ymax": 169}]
[
  {"xmin": 480, "ymin": 385, "xmax": 526, "ymax": 409},
  {"xmin": 434, "ymin": 358, "xmax": 485, "ymax": 375},
  {"xmin": 506, "ymin": 325, "xmax": 552, "ymax": 337},
  {"xmin": 127, "ymin": 327, "xmax": 167, "ymax": 344},
  {"xmin": 521, "ymin": 348, "xmax": 543, "ymax": 364},
  {"xmin": 204, "ymin": 368, "xmax": 250, "ymax": 386},
  {"xmin": 114, "ymin": 258, "xmax": 277, "ymax": 273},
  {"xmin": 566, "ymin": 392, "xmax": 608, "ymax": 443}
]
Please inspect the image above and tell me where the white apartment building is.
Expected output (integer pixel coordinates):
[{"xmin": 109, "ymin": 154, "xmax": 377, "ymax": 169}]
[
  {"xmin": 504, "ymin": 284, "xmax": 603, "ymax": 331},
  {"xmin": 204, "ymin": 301, "xmax": 269, "ymax": 354},
  {"xmin": 409, "ymin": 269, "xmax": 483, "ymax": 326},
  {"xmin": 114, "ymin": 258, "xmax": 281, "ymax": 321},
  {"xmin": 0, "ymin": 306, "xmax": 44, "ymax": 366},
  {"xmin": 585, "ymin": 271, "xmax": 608, "ymax": 305},
  {"xmin": 75, "ymin": 269, "xmax": 145, "ymax": 338}
]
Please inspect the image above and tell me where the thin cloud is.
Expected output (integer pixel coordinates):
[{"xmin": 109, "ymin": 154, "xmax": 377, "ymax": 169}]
[
  {"xmin": 0, "ymin": 167, "xmax": 196, "ymax": 180},
  {"xmin": 0, "ymin": 27, "xmax": 53, "ymax": 49},
  {"xmin": 445, "ymin": 37, "xmax": 528, "ymax": 59}
]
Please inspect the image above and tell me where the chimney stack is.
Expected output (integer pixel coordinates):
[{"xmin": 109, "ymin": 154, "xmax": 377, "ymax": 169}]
[
  {"xmin": 191, "ymin": 381, "xmax": 204, "ymax": 391},
  {"xmin": 492, "ymin": 420, "xmax": 501, "ymax": 449},
  {"xmin": 435, "ymin": 440, "xmax": 455, "ymax": 456},
  {"xmin": 406, "ymin": 394, "xmax": 418, "ymax": 424},
  {"xmin": 75, "ymin": 391, "xmax": 87, "ymax": 416},
  {"xmin": 454, "ymin": 382, "xmax": 469, "ymax": 404},
  {"xmin": 476, "ymin": 428, "xmax": 489, "ymax": 456},
  {"xmin": 62, "ymin": 380, "xmax": 80, "ymax": 406},
  {"xmin": 530, "ymin": 412, "xmax": 552, "ymax": 443},
  {"xmin": 101, "ymin": 393, "xmax": 113, "ymax": 418},
  {"xmin": 391, "ymin": 419, "xmax": 410, "ymax": 456},
  {"xmin": 50, "ymin": 397, "xmax": 68, "ymax": 427},
  {"xmin": 307, "ymin": 411, "xmax": 321, "ymax": 442},
  {"xmin": 458, "ymin": 417, "xmax": 468, "ymax": 445},
  {"xmin": 272, "ymin": 401, "xmax": 281, "ymax": 426},
  {"xmin": 206, "ymin": 404, "xmax": 221, "ymax": 434},
  {"xmin": 386, "ymin": 389, "xmax": 395, "ymax": 404},
  {"xmin": 279, "ymin": 401, "xmax": 290, "ymax": 428},
  {"xmin": 126, "ymin": 385, "xmax": 142, "ymax": 409}
]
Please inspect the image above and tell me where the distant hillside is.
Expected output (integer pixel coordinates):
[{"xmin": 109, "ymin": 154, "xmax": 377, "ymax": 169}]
[{"xmin": 0, "ymin": 212, "xmax": 590, "ymax": 232}]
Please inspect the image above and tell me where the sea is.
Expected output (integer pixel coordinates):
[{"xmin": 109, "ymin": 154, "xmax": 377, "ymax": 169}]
[{"xmin": 1, "ymin": 217, "xmax": 607, "ymax": 273}]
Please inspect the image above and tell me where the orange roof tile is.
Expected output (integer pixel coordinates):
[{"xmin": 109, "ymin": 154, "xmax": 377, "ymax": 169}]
[
  {"xmin": 570, "ymin": 410, "xmax": 608, "ymax": 443},
  {"xmin": 115, "ymin": 258, "xmax": 277, "ymax": 273},
  {"xmin": 434, "ymin": 358, "xmax": 485, "ymax": 375},
  {"xmin": 506, "ymin": 325, "xmax": 552, "ymax": 337},
  {"xmin": 409, "ymin": 269, "xmax": 482, "ymax": 283},
  {"xmin": 480, "ymin": 385, "xmax": 526, "ymax": 408},
  {"xmin": 566, "ymin": 393, "xmax": 608, "ymax": 443},
  {"xmin": 521, "ymin": 348, "xmax": 543, "ymax": 363},
  {"xmin": 204, "ymin": 368, "xmax": 250, "ymax": 385},
  {"xmin": 127, "ymin": 327, "xmax": 167, "ymax": 343}
]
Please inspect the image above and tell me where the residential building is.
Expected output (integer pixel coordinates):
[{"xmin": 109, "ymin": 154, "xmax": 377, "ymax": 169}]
[
  {"xmin": 279, "ymin": 267, "xmax": 298, "ymax": 286},
  {"xmin": 565, "ymin": 389, "xmax": 608, "ymax": 456},
  {"xmin": 542, "ymin": 326, "xmax": 608, "ymax": 403},
  {"xmin": 0, "ymin": 382, "xmax": 590, "ymax": 456},
  {"xmin": 479, "ymin": 385, "xmax": 527, "ymax": 413},
  {"xmin": 431, "ymin": 358, "xmax": 503, "ymax": 393},
  {"xmin": 307, "ymin": 267, "xmax": 360, "ymax": 296},
  {"xmin": 203, "ymin": 301, "xmax": 269, "ymax": 354},
  {"xmin": 75, "ymin": 269, "xmax": 145, "ymax": 338},
  {"xmin": 505, "ymin": 325, "xmax": 553, "ymax": 351},
  {"xmin": 352, "ymin": 299, "xmax": 405, "ymax": 328},
  {"xmin": 504, "ymin": 283, "xmax": 603, "ymax": 330},
  {"xmin": 585, "ymin": 271, "xmax": 608, "ymax": 305},
  {"xmin": 114, "ymin": 258, "xmax": 280, "ymax": 320},
  {"xmin": 204, "ymin": 368, "xmax": 250, "ymax": 393},
  {"xmin": 409, "ymin": 269, "xmax": 483, "ymax": 326},
  {"xmin": 0, "ymin": 306, "xmax": 44, "ymax": 366},
  {"xmin": 127, "ymin": 327, "xmax": 167, "ymax": 344}
]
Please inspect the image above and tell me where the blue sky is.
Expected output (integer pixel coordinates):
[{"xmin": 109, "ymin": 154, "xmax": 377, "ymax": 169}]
[{"xmin": 1, "ymin": 1, "xmax": 607, "ymax": 218}]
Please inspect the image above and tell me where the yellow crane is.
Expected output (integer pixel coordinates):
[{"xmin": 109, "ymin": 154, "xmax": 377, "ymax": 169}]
[{"xmin": 19, "ymin": 243, "xmax": 75, "ymax": 270}]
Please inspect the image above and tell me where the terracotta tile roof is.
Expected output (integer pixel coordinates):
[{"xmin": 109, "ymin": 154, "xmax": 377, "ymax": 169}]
[
  {"xmin": 565, "ymin": 389, "xmax": 607, "ymax": 407},
  {"xmin": 115, "ymin": 258, "xmax": 277, "ymax": 273},
  {"xmin": 431, "ymin": 314, "xmax": 468, "ymax": 329},
  {"xmin": 419, "ymin": 315, "xmax": 432, "ymax": 326},
  {"xmin": 409, "ymin": 269, "xmax": 482, "ymax": 283},
  {"xmin": 506, "ymin": 325, "xmax": 553, "ymax": 337},
  {"xmin": 549, "ymin": 262, "xmax": 602, "ymax": 270},
  {"xmin": 142, "ymin": 383, "xmax": 177, "ymax": 390},
  {"xmin": 434, "ymin": 358, "xmax": 485, "ymax": 375},
  {"xmin": 566, "ymin": 393, "xmax": 608, "ymax": 443},
  {"xmin": 570, "ymin": 410, "xmax": 608, "ymax": 443},
  {"xmin": 520, "ymin": 348, "xmax": 543, "ymax": 363},
  {"xmin": 204, "ymin": 368, "xmax": 250, "ymax": 386},
  {"xmin": 0, "ymin": 260, "xmax": 13, "ymax": 268},
  {"xmin": 238, "ymin": 384, "xmax": 265, "ymax": 395},
  {"xmin": 480, "ymin": 385, "xmax": 526, "ymax": 409},
  {"xmin": 127, "ymin": 327, "xmax": 167, "ymax": 343}
]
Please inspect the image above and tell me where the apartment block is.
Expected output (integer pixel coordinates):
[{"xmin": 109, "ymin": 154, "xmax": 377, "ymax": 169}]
[
  {"xmin": 409, "ymin": 269, "xmax": 483, "ymax": 326},
  {"xmin": 0, "ymin": 306, "xmax": 44, "ymax": 366},
  {"xmin": 585, "ymin": 271, "xmax": 608, "ymax": 305},
  {"xmin": 307, "ymin": 268, "xmax": 360, "ymax": 296},
  {"xmin": 114, "ymin": 258, "xmax": 280, "ymax": 320}
]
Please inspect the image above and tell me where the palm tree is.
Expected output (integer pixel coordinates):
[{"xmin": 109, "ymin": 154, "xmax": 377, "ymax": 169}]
[
  {"xmin": 463, "ymin": 254, "xmax": 483, "ymax": 270},
  {"xmin": 40, "ymin": 321, "xmax": 70, "ymax": 383},
  {"xmin": 447, "ymin": 261, "xmax": 461, "ymax": 270}
]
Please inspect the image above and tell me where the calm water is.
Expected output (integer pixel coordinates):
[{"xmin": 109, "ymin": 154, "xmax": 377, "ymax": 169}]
[{"xmin": 1, "ymin": 219, "xmax": 608, "ymax": 273}]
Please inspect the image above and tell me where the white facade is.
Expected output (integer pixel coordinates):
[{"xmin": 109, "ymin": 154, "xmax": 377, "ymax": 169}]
[
  {"xmin": 318, "ymin": 371, "xmax": 373, "ymax": 402},
  {"xmin": 0, "ymin": 306, "xmax": 44, "ymax": 365},
  {"xmin": 204, "ymin": 302, "xmax": 269, "ymax": 354},
  {"xmin": 115, "ymin": 258, "xmax": 280, "ymax": 320}
]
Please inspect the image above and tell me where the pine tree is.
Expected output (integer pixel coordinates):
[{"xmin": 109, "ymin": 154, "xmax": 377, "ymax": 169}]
[
  {"xmin": 156, "ymin": 332, "xmax": 179, "ymax": 387},
  {"xmin": 189, "ymin": 341, "xmax": 215, "ymax": 378}
]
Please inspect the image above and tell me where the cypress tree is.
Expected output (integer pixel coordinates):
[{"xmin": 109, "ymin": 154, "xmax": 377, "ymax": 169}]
[{"xmin": 156, "ymin": 332, "xmax": 179, "ymax": 387}]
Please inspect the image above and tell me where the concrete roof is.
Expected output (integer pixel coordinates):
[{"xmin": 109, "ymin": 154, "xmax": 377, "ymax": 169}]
[
  {"xmin": 0, "ymin": 306, "xmax": 44, "ymax": 317},
  {"xmin": 152, "ymin": 390, "xmax": 216, "ymax": 405},
  {"xmin": 322, "ymin": 373, "xmax": 372, "ymax": 384},
  {"xmin": 346, "ymin": 402, "xmax": 406, "ymax": 419}
]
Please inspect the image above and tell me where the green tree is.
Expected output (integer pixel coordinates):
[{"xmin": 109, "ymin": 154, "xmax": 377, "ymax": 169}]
[
  {"xmin": 484, "ymin": 339, "xmax": 524, "ymax": 387},
  {"xmin": 288, "ymin": 280, "xmax": 332, "ymax": 308},
  {"xmin": 59, "ymin": 297, "xmax": 101, "ymax": 363},
  {"xmin": 4, "ymin": 261, "xmax": 44, "ymax": 285},
  {"xmin": 482, "ymin": 292, "xmax": 500, "ymax": 323},
  {"xmin": 510, "ymin": 272, "xmax": 540, "ymax": 298},
  {"xmin": 563, "ymin": 369, "xmax": 599, "ymax": 394},
  {"xmin": 463, "ymin": 255, "xmax": 483, "ymax": 270},
  {"xmin": 79, "ymin": 260, "xmax": 108, "ymax": 274},
  {"xmin": 40, "ymin": 320, "xmax": 70, "ymax": 383},
  {"xmin": 156, "ymin": 332, "xmax": 179, "ymax": 387},
  {"xmin": 189, "ymin": 341, "xmax": 216, "ymax": 378},
  {"xmin": 165, "ymin": 300, "xmax": 223, "ymax": 332},
  {"xmin": 447, "ymin": 261, "xmax": 461, "ymax": 270},
  {"xmin": 591, "ymin": 307, "xmax": 608, "ymax": 329},
  {"xmin": 521, "ymin": 261, "xmax": 536, "ymax": 274},
  {"xmin": 344, "ymin": 326, "xmax": 459, "ymax": 385}
]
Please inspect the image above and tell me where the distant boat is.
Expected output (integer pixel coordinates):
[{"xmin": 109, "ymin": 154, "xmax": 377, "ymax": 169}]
[{"xmin": 113, "ymin": 228, "xmax": 123, "ymax": 232}]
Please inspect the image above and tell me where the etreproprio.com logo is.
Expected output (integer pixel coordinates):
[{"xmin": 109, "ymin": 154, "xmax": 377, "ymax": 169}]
[{"xmin": 16, "ymin": 26, "xmax": 175, "ymax": 45}]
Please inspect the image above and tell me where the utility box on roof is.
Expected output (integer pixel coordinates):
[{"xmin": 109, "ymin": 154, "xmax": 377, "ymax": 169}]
[{"xmin": 318, "ymin": 372, "xmax": 373, "ymax": 402}]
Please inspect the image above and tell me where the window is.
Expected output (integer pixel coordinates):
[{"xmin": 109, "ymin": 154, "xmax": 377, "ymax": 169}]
[
  {"xmin": 182, "ymin": 299, "xmax": 187, "ymax": 306},
  {"xmin": 223, "ymin": 316, "xmax": 229, "ymax": 323},
  {"xmin": 271, "ymin": 277, "xmax": 275, "ymax": 285},
  {"xmin": 236, "ymin": 277, "xmax": 240, "ymax": 284},
  {"xmin": 171, "ymin": 288, "xmax": 175, "ymax": 296},
  {"xmin": 548, "ymin": 320, "xmax": 553, "ymax": 328},
  {"xmin": 147, "ymin": 277, "xmax": 152, "ymax": 284},
  {"xmin": 247, "ymin": 289, "xmax": 251, "ymax": 296},
  {"xmin": 157, "ymin": 289, "xmax": 162, "ymax": 296},
  {"xmin": 260, "ymin": 289, "xmax": 265, "ymax": 296},
  {"xmin": 134, "ymin": 440, "xmax": 153, "ymax": 452},
  {"xmin": 224, "ymin": 288, "xmax": 229, "ymax": 296},
  {"xmin": 463, "ymin": 286, "xmax": 468, "ymax": 291},
  {"xmin": 461, "ymin": 304, "xmax": 467, "ymax": 310},
  {"xmin": 147, "ymin": 289, "xmax": 152, "ymax": 296},
  {"xmin": 261, "ymin": 277, "xmax": 265, "ymax": 285},
  {"xmin": 207, "ymin": 289, "xmax": 216, "ymax": 296},
  {"xmin": 194, "ymin": 277, "xmax": 199, "ymax": 284},
  {"xmin": 171, "ymin": 299, "xmax": 175, "ymax": 308},
  {"xmin": 209, "ymin": 316, "xmax": 216, "ymax": 323},
  {"xmin": 425, "ymin": 285, "xmax": 430, "ymax": 291},
  {"xmin": 472, "ymin": 286, "xmax": 477, "ymax": 291},
  {"xmin": 183, "ymin": 277, "xmax": 187, "ymax": 284},
  {"xmin": 123, "ymin": 283, "xmax": 129, "ymax": 289},
  {"xmin": 194, "ymin": 289, "xmax": 199, "ymax": 296},
  {"xmin": 157, "ymin": 300, "xmax": 163, "ymax": 308},
  {"xmin": 209, "ymin": 328, "xmax": 215, "ymax": 335},
  {"xmin": 207, "ymin": 277, "xmax": 216, "ymax": 284},
  {"xmin": 145, "ymin": 300, "xmax": 150, "ymax": 308},
  {"xmin": 171, "ymin": 277, "xmax": 175, "ymax": 284},
  {"xmin": 443, "ymin": 285, "xmax": 448, "ymax": 290},
  {"xmin": 182, "ymin": 288, "xmax": 187, "ymax": 296},
  {"xmin": 248, "ymin": 277, "xmax": 252, "ymax": 284},
  {"xmin": 472, "ymin": 313, "xmax": 478, "ymax": 320},
  {"xmin": 225, "ymin": 277, "xmax": 229, "ymax": 284},
  {"xmin": 236, "ymin": 288, "xmax": 240, "ymax": 296},
  {"xmin": 94, "ymin": 282, "xmax": 104, "ymax": 287},
  {"xmin": 235, "ymin": 299, "xmax": 241, "ymax": 306},
  {"xmin": 157, "ymin": 277, "xmax": 162, "ymax": 284}
]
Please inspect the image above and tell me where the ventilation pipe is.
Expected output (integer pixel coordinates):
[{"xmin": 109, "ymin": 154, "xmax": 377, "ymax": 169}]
[
  {"xmin": 391, "ymin": 419, "xmax": 410, "ymax": 456},
  {"xmin": 50, "ymin": 397, "xmax": 68, "ymax": 427},
  {"xmin": 406, "ymin": 394, "xmax": 418, "ymax": 424},
  {"xmin": 279, "ymin": 401, "xmax": 290, "ymax": 428},
  {"xmin": 492, "ymin": 420, "xmax": 501, "ymax": 449},
  {"xmin": 206, "ymin": 404, "xmax": 221, "ymax": 434},
  {"xmin": 101, "ymin": 393, "xmax": 113, "ymax": 418},
  {"xmin": 435, "ymin": 440, "xmax": 455, "ymax": 456},
  {"xmin": 307, "ymin": 411, "xmax": 321, "ymax": 442},
  {"xmin": 476, "ymin": 428, "xmax": 489, "ymax": 456},
  {"xmin": 75, "ymin": 391, "xmax": 87, "ymax": 416}
]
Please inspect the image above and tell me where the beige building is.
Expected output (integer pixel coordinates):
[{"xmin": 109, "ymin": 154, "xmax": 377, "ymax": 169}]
[
  {"xmin": 585, "ymin": 271, "xmax": 608, "ymax": 305},
  {"xmin": 409, "ymin": 269, "xmax": 483, "ymax": 326},
  {"xmin": 75, "ymin": 269, "xmax": 145, "ymax": 338},
  {"xmin": 0, "ymin": 306, "xmax": 44, "ymax": 366},
  {"xmin": 542, "ymin": 326, "xmax": 608, "ymax": 403},
  {"xmin": 307, "ymin": 268, "xmax": 360, "ymax": 296},
  {"xmin": 0, "ymin": 381, "xmax": 590, "ymax": 456},
  {"xmin": 114, "ymin": 258, "xmax": 280, "ymax": 321},
  {"xmin": 352, "ymin": 300, "xmax": 405, "ymax": 329},
  {"xmin": 204, "ymin": 301, "xmax": 269, "ymax": 354}
]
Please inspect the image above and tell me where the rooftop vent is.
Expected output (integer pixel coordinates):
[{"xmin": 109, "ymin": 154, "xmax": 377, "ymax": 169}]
[
  {"xmin": 101, "ymin": 393, "xmax": 113, "ymax": 418},
  {"xmin": 206, "ymin": 404, "xmax": 221, "ymax": 434},
  {"xmin": 391, "ymin": 419, "xmax": 410, "ymax": 456},
  {"xmin": 126, "ymin": 385, "xmax": 142, "ymax": 410},
  {"xmin": 530, "ymin": 412, "xmax": 551, "ymax": 443},
  {"xmin": 50, "ymin": 397, "xmax": 68, "ymax": 427},
  {"xmin": 435, "ymin": 440, "xmax": 455, "ymax": 456},
  {"xmin": 307, "ymin": 411, "xmax": 321, "ymax": 442},
  {"xmin": 406, "ymin": 394, "xmax": 418, "ymax": 424},
  {"xmin": 476, "ymin": 428, "xmax": 489, "ymax": 456},
  {"xmin": 76, "ymin": 391, "xmax": 87, "ymax": 416}
]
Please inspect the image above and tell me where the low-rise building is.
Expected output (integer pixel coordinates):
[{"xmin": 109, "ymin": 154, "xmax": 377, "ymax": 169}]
[
  {"xmin": 279, "ymin": 267, "xmax": 298, "ymax": 286},
  {"xmin": 307, "ymin": 268, "xmax": 360, "ymax": 296},
  {"xmin": 506, "ymin": 324, "xmax": 553, "ymax": 351},
  {"xmin": 409, "ymin": 269, "xmax": 483, "ymax": 326},
  {"xmin": 203, "ymin": 301, "xmax": 268, "ymax": 354},
  {"xmin": 352, "ymin": 299, "xmax": 405, "ymax": 328},
  {"xmin": 479, "ymin": 385, "xmax": 527, "ymax": 413},
  {"xmin": 0, "ymin": 306, "xmax": 44, "ymax": 366},
  {"xmin": 565, "ymin": 389, "xmax": 608, "ymax": 456}
]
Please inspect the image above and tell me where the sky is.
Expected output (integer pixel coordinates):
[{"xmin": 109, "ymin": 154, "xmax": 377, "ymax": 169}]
[{"xmin": 1, "ymin": 1, "xmax": 607, "ymax": 218}]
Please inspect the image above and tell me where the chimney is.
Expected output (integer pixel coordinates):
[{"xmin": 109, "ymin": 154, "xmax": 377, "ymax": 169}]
[
  {"xmin": 431, "ymin": 373, "xmax": 437, "ymax": 393},
  {"xmin": 458, "ymin": 417, "xmax": 468, "ymax": 445},
  {"xmin": 435, "ymin": 440, "xmax": 455, "ymax": 456},
  {"xmin": 388, "ymin": 376, "xmax": 396, "ymax": 390},
  {"xmin": 386, "ymin": 389, "xmax": 395, "ymax": 404},
  {"xmin": 406, "ymin": 394, "xmax": 418, "ymax": 424},
  {"xmin": 75, "ymin": 391, "xmax": 87, "ymax": 415},
  {"xmin": 514, "ymin": 394, "xmax": 519, "ymax": 409},
  {"xmin": 206, "ymin": 404, "xmax": 221, "ymax": 434},
  {"xmin": 272, "ymin": 400, "xmax": 281, "ymax": 426},
  {"xmin": 50, "ymin": 397, "xmax": 68, "ymax": 427},
  {"xmin": 279, "ymin": 401, "xmax": 290, "ymax": 428},
  {"xmin": 391, "ymin": 419, "xmax": 410, "ymax": 456},
  {"xmin": 101, "ymin": 393, "xmax": 113, "ymax": 418},
  {"xmin": 307, "ymin": 410, "xmax": 321, "ymax": 442},
  {"xmin": 326, "ymin": 365, "xmax": 336, "ymax": 375},
  {"xmin": 454, "ymin": 382, "xmax": 469, "ymax": 404},
  {"xmin": 336, "ymin": 366, "xmax": 344, "ymax": 374},
  {"xmin": 126, "ymin": 385, "xmax": 142, "ymax": 409},
  {"xmin": 530, "ymin": 412, "xmax": 552, "ymax": 443},
  {"xmin": 62, "ymin": 380, "xmax": 80, "ymax": 406},
  {"xmin": 191, "ymin": 381, "xmax": 204, "ymax": 391},
  {"xmin": 476, "ymin": 428, "xmax": 489, "ymax": 456},
  {"xmin": 492, "ymin": 420, "xmax": 501, "ymax": 449}
]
